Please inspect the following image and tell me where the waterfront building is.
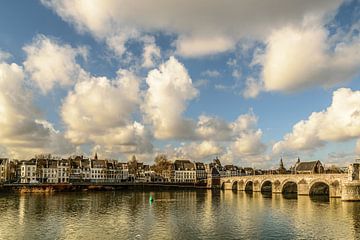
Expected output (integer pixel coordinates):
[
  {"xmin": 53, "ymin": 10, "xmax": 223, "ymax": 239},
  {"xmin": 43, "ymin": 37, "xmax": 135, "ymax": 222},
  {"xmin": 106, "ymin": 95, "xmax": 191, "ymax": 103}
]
[
  {"xmin": 294, "ymin": 159, "xmax": 324, "ymax": 174},
  {"xmin": 41, "ymin": 159, "xmax": 59, "ymax": 183},
  {"xmin": 58, "ymin": 159, "xmax": 70, "ymax": 183},
  {"xmin": 0, "ymin": 158, "xmax": 9, "ymax": 183},
  {"xmin": 20, "ymin": 160, "xmax": 37, "ymax": 183},
  {"xmin": 116, "ymin": 162, "xmax": 129, "ymax": 181},
  {"xmin": 91, "ymin": 159, "xmax": 108, "ymax": 183},
  {"xmin": 195, "ymin": 162, "xmax": 207, "ymax": 182},
  {"xmin": 174, "ymin": 160, "xmax": 196, "ymax": 183},
  {"xmin": 224, "ymin": 165, "xmax": 239, "ymax": 177}
]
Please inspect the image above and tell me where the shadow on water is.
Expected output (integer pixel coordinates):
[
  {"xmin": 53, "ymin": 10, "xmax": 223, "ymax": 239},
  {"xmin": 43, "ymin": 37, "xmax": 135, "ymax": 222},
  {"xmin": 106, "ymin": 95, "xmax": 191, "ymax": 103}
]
[
  {"xmin": 309, "ymin": 195, "xmax": 329, "ymax": 202},
  {"xmin": 282, "ymin": 193, "xmax": 298, "ymax": 200},
  {"xmin": 261, "ymin": 192, "xmax": 272, "ymax": 198}
]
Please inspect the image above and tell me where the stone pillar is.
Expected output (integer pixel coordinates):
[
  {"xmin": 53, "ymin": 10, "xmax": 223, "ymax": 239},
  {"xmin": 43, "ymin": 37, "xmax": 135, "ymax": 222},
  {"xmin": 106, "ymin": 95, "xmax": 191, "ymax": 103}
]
[
  {"xmin": 298, "ymin": 182, "xmax": 309, "ymax": 195},
  {"xmin": 329, "ymin": 181, "xmax": 341, "ymax": 198},
  {"xmin": 253, "ymin": 180, "xmax": 261, "ymax": 192},
  {"xmin": 272, "ymin": 180, "xmax": 282, "ymax": 194}
]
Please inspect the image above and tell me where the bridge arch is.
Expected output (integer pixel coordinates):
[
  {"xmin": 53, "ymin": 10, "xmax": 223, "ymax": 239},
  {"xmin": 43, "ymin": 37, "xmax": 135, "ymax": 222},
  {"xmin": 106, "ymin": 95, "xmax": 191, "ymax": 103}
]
[
  {"xmin": 260, "ymin": 180, "xmax": 272, "ymax": 193},
  {"xmin": 309, "ymin": 180, "xmax": 330, "ymax": 196},
  {"xmin": 282, "ymin": 180, "xmax": 298, "ymax": 194},
  {"xmin": 245, "ymin": 180, "xmax": 253, "ymax": 192},
  {"xmin": 232, "ymin": 181, "xmax": 238, "ymax": 190}
]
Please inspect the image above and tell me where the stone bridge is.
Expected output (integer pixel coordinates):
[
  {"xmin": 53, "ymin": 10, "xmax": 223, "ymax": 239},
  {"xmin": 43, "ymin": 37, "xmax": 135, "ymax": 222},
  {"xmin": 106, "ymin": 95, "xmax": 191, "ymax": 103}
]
[{"xmin": 221, "ymin": 174, "xmax": 348, "ymax": 198}]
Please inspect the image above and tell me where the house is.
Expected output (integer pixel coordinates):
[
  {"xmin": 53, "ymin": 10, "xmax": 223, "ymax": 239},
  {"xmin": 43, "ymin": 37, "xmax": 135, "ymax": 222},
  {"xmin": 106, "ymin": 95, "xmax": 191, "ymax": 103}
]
[
  {"xmin": 57, "ymin": 159, "xmax": 70, "ymax": 183},
  {"xmin": 195, "ymin": 162, "xmax": 207, "ymax": 182},
  {"xmin": 69, "ymin": 156, "xmax": 91, "ymax": 182},
  {"xmin": 173, "ymin": 160, "xmax": 196, "ymax": 183},
  {"xmin": 294, "ymin": 159, "xmax": 324, "ymax": 174},
  {"xmin": 224, "ymin": 165, "xmax": 239, "ymax": 177},
  {"xmin": 41, "ymin": 159, "xmax": 59, "ymax": 183},
  {"xmin": 116, "ymin": 162, "xmax": 129, "ymax": 181},
  {"xmin": 0, "ymin": 158, "xmax": 9, "ymax": 183},
  {"xmin": 20, "ymin": 159, "xmax": 37, "ymax": 183},
  {"xmin": 91, "ymin": 159, "xmax": 107, "ymax": 183},
  {"xmin": 243, "ymin": 167, "xmax": 255, "ymax": 175}
]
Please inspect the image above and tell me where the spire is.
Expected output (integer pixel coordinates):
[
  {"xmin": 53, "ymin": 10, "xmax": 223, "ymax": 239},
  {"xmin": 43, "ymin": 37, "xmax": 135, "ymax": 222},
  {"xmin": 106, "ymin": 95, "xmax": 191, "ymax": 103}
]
[
  {"xmin": 297, "ymin": 157, "xmax": 300, "ymax": 164},
  {"xmin": 280, "ymin": 158, "xmax": 284, "ymax": 169},
  {"xmin": 94, "ymin": 152, "xmax": 98, "ymax": 160}
]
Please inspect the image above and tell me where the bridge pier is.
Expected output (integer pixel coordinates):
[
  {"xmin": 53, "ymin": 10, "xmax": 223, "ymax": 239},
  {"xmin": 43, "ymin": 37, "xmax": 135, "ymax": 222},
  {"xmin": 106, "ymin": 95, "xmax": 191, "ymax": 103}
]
[
  {"xmin": 253, "ymin": 181, "xmax": 261, "ymax": 192},
  {"xmin": 341, "ymin": 182, "xmax": 360, "ymax": 201},
  {"xmin": 298, "ymin": 182, "xmax": 309, "ymax": 196}
]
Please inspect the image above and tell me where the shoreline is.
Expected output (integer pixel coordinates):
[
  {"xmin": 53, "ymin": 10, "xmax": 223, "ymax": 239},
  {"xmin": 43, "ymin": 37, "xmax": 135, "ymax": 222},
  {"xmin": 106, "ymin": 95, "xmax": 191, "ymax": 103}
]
[{"xmin": 0, "ymin": 182, "xmax": 210, "ymax": 193}]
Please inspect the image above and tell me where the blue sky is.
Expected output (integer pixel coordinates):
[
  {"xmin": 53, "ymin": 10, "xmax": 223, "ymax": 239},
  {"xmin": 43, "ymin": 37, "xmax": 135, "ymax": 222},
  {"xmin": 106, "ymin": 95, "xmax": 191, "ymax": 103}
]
[{"xmin": 0, "ymin": 0, "xmax": 359, "ymax": 168}]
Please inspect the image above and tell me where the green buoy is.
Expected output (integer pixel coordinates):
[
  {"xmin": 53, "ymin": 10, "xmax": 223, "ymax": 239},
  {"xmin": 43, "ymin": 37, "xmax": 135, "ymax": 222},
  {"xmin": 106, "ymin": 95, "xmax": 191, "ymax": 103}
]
[{"xmin": 149, "ymin": 196, "xmax": 154, "ymax": 203}]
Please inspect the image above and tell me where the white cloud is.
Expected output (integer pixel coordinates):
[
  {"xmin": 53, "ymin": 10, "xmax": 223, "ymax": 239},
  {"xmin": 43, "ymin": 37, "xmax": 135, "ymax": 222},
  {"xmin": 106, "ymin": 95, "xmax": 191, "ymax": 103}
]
[
  {"xmin": 0, "ymin": 62, "xmax": 74, "ymax": 158},
  {"xmin": 261, "ymin": 21, "xmax": 360, "ymax": 92},
  {"xmin": 175, "ymin": 35, "xmax": 234, "ymax": 57},
  {"xmin": 201, "ymin": 70, "xmax": 220, "ymax": 78},
  {"xmin": 23, "ymin": 35, "xmax": 87, "ymax": 94},
  {"xmin": 273, "ymin": 88, "xmax": 360, "ymax": 154},
  {"xmin": 243, "ymin": 77, "xmax": 263, "ymax": 98},
  {"xmin": 61, "ymin": 69, "xmax": 152, "ymax": 153},
  {"xmin": 231, "ymin": 130, "xmax": 266, "ymax": 157},
  {"xmin": 195, "ymin": 115, "xmax": 232, "ymax": 141},
  {"xmin": 41, "ymin": 0, "xmax": 342, "ymax": 57},
  {"xmin": 142, "ymin": 37, "xmax": 161, "ymax": 68},
  {"xmin": 173, "ymin": 141, "xmax": 223, "ymax": 160},
  {"xmin": 0, "ymin": 50, "xmax": 12, "ymax": 62},
  {"xmin": 143, "ymin": 56, "xmax": 198, "ymax": 139}
]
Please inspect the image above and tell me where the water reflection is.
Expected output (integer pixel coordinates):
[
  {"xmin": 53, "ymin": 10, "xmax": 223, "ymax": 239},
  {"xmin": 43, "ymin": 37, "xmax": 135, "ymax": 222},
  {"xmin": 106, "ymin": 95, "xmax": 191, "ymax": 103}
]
[{"xmin": 0, "ymin": 190, "xmax": 359, "ymax": 239}]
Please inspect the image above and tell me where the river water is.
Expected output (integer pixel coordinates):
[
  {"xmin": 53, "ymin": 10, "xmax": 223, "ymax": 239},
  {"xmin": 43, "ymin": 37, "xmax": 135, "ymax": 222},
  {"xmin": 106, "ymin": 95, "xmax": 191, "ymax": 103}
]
[{"xmin": 0, "ymin": 190, "xmax": 359, "ymax": 239}]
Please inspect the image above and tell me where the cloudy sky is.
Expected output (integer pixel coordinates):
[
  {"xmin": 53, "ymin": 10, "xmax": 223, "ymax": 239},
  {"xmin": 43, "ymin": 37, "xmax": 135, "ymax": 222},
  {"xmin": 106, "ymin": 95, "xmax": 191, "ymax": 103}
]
[{"xmin": 0, "ymin": 0, "xmax": 359, "ymax": 168}]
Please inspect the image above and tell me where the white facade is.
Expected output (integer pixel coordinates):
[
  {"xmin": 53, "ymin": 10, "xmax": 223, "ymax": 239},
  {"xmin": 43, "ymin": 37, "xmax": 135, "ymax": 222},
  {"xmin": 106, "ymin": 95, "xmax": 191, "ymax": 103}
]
[
  {"xmin": 57, "ymin": 164, "xmax": 69, "ymax": 183},
  {"xmin": 21, "ymin": 162, "xmax": 37, "ymax": 183},
  {"xmin": 174, "ymin": 170, "xmax": 196, "ymax": 183}
]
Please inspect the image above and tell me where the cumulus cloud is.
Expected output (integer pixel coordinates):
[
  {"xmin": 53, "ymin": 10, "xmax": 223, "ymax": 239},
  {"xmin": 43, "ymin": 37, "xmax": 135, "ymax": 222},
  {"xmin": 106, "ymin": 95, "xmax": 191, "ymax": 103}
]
[
  {"xmin": 261, "ymin": 21, "xmax": 360, "ymax": 92},
  {"xmin": 173, "ymin": 141, "xmax": 223, "ymax": 160},
  {"xmin": 273, "ymin": 88, "xmax": 360, "ymax": 154},
  {"xmin": 143, "ymin": 56, "xmax": 198, "ymax": 139},
  {"xmin": 0, "ymin": 62, "xmax": 74, "ymax": 158},
  {"xmin": 176, "ymin": 35, "xmax": 234, "ymax": 57},
  {"xmin": 23, "ymin": 35, "xmax": 87, "ymax": 93},
  {"xmin": 61, "ymin": 69, "xmax": 152, "ymax": 154},
  {"xmin": 41, "ymin": 0, "xmax": 341, "ymax": 57}
]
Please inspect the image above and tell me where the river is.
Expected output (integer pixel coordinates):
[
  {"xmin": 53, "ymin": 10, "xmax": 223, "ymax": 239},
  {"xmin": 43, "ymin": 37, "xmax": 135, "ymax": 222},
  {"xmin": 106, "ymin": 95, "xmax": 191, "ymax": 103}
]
[{"xmin": 0, "ymin": 190, "xmax": 359, "ymax": 239}]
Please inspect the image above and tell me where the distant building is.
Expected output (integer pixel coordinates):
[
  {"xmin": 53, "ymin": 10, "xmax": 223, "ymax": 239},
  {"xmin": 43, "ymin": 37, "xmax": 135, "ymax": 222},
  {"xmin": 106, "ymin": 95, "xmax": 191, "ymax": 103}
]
[
  {"xmin": 195, "ymin": 162, "xmax": 207, "ymax": 182},
  {"xmin": 20, "ymin": 160, "xmax": 37, "ymax": 183},
  {"xmin": 0, "ymin": 158, "xmax": 9, "ymax": 182},
  {"xmin": 294, "ymin": 159, "xmax": 324, "ymax": 174},
  {"xmin": 174, "ymin": 160, "xmax": 196, "ymax": 183},
  {"xmin": 224, "ymin": 165, "xmax": 239, "ymax": 177}
]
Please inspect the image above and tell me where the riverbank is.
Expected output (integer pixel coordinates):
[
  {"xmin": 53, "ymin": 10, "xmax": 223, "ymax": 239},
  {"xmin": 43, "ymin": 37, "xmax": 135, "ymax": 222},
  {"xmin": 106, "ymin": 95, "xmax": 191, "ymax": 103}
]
[{"xmin": 0, "ymin": 182, "xmax": 209, "ymax": 193}]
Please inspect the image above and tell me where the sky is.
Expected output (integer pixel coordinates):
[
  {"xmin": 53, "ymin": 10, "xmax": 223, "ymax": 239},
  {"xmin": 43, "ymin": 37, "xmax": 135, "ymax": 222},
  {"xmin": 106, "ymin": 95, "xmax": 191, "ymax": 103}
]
[{"xmin": 0, "ymin": 0, "xmax": 359, "ymax": 168}]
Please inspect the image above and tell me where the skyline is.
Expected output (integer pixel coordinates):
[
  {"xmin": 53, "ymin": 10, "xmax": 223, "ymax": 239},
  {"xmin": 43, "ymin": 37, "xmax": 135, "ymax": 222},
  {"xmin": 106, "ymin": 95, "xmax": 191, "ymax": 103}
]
[{"xmin": 0, "ymin": 0, "xmax": 360, "ymax": 168}]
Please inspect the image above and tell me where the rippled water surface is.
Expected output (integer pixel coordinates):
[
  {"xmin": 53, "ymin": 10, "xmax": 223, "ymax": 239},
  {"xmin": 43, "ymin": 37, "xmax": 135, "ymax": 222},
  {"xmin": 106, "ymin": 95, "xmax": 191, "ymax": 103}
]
[{"xmin": 0, "ymin": 190, "xmax": 359, "ymax": 239}]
